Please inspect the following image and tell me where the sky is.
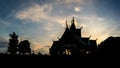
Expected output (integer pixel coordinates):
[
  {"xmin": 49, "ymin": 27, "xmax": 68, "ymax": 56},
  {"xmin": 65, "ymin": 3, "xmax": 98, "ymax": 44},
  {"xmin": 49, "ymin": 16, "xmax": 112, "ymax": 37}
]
[{"xmin": 0, "ymin": 0, "xmax": 120, "ymax": 54}]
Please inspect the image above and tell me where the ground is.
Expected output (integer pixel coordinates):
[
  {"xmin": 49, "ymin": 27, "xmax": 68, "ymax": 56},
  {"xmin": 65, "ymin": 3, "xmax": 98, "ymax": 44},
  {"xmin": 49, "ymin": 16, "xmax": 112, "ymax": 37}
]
[{"xmin": 0, "ymin": 55, "xmax": 119, "ymax": 67}]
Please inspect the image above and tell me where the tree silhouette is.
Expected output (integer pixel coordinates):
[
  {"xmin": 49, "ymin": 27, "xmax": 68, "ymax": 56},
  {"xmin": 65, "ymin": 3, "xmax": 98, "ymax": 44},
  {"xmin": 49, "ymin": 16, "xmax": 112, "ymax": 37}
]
[
  {"xmin": 18, "ymin": 40, "xmax": 31, "ymax": 55},
  {"xmin": 8, "ymin": 32, "xmax": 18, "ymax": 55}
]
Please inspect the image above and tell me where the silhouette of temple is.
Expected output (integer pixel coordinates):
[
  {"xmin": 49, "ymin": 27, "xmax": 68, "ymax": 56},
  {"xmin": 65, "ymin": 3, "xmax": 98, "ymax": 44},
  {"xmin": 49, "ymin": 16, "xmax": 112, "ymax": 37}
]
[{"xmin": 49, "ymin": 17, "xmax": 98, "ymax": 56}]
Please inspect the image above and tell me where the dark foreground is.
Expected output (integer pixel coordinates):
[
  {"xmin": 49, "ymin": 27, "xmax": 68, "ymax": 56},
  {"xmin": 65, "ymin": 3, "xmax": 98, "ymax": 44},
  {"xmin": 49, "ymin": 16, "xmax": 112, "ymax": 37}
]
[{"xmin": 0, "ymin": 55, "xmax": 119, "ymax": 67}]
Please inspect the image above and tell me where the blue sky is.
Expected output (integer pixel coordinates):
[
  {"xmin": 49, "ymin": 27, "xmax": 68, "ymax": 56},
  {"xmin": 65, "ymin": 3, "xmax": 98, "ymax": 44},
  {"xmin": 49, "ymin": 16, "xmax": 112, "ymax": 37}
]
[{"xmin": 0, "ymin": 0, "xmax": 120, "ymax": 54}]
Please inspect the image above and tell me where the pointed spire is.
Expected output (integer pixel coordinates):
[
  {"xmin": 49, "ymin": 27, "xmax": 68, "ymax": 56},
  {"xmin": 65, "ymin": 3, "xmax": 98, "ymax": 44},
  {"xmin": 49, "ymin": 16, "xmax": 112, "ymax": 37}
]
[
  {"xmin": 66, "ymin": 20, "xmax": 68, "ymax": 29},
  {"xmin": 70, "ymin": 16, "xmax": 76, "ymax": 30},
  {"xmin": 71, "ymin": 16, "xmax": 75, "ymax": 24}
]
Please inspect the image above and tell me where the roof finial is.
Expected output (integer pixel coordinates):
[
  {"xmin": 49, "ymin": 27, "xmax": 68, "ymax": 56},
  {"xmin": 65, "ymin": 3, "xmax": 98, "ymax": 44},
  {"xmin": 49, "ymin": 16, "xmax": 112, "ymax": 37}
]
[
  {"xmin": 66, "ymin": 20, "xmax": 68, "ymax": 28},
  {"xmin": 81, "ymin": 26, "xmax": 83, "ymax": 29},
  {"xmin": 89, "ymin": 35, "xmax": 91, "ymax": 39},
  {"xmin": 70, "ymin": 16, "xmax": 76, "ymax": 29},
  {"xmin": 96, "ymin": 38, "xmax": 98, "ymax": 41},
  {"xmin": 71, "ymin": 16, "xmax": 75, "ymax": 24}
]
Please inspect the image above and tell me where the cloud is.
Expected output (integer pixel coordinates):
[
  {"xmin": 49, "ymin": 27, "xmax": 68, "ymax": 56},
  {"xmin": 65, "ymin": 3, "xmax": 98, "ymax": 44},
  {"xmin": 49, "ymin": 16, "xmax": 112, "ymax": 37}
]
[
  {"xmin": 0, "ymin": 36, "xmax": 8, "ymax": 43},
  {"xmin": 43, "ymin": 22, "xmax": 54, "ymax": 31},
  {"xmin": 59, "ymin": 0, "xmax": 84, "ymax": 5},
  {"xmin": 74, "ymin": 6, "xmax": 82, "ymax": 12},
  {"xmin": 0, "ymin": 36, "xmax": 8, "ymax": 53},
  {"xmin": 15, "ymin": 3, "xmax": 67, "ymax": 25},
  {"xmin": 16, "ymin": 4, "xmax": 52, "ymax": 23},
  {"xmin": 98, "ymin": 17, "xmax": 104, "ymax": 22},
  {"xmin": 31, "ymin": 41, "xmax": 42, "ymax": 53},
  {"xmin": 0, "ymin": 42, "xmax": 8, "ymax": 48},
  {"xmin": 39, "ymin": 46, "xmax": 51, "ymax": 55},
  {"xmin": 0, "ymin": 48, "xmax": 7, "ymax": 53},
  {"xmin": 75, "ymin": 15, "xmax": 116, "ymax": 44},
  {"xmin": 0, "ymin": 18, "xmax": 10, "ymax": 26}
]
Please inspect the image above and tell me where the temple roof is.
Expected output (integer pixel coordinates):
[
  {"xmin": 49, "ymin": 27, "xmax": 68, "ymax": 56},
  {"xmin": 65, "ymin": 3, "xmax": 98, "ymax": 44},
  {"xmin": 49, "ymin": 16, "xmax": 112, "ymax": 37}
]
[{"xmin": 82, "ymin": 37, "xmax": 90, "ymax": 46}]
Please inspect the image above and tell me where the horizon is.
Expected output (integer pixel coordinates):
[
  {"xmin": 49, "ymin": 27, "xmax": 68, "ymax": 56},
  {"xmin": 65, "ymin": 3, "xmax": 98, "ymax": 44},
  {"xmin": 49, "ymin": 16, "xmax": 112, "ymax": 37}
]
[{"xmin": 0, "ymin": 0, "xmax": 120, "ymax": 54}]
